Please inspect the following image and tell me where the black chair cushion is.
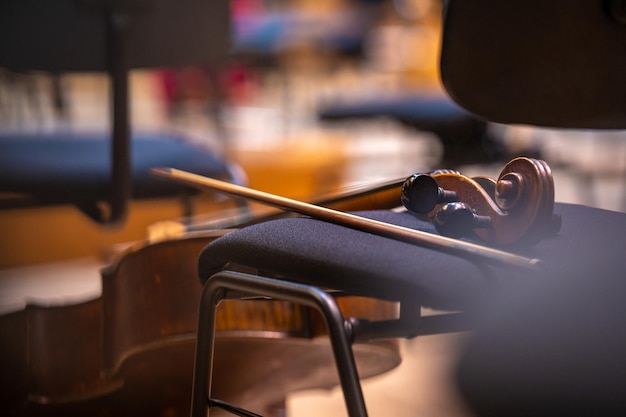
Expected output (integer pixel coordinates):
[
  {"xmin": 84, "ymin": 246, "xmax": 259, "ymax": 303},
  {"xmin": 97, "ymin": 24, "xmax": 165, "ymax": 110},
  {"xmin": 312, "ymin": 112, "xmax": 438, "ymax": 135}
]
[
  {"xmin": 198, "ymin": 203, "xmax": 626, "ymax": 311},
  {"xmin": 317, "ymin": 95, "xmax": 492, "ymax": 166},
  {"xmin": 318, "ymin": 95, "xmax": 482, "ymax": 132},
  {"xmin": 0, "ymin": 132, "xmax": 233, "ymax": 205}
]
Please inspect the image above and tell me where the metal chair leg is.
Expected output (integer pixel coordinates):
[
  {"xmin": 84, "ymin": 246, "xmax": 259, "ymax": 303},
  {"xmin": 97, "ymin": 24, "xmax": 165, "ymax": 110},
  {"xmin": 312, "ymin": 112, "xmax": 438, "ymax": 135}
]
[{"xmin": 190, "ymin": 270, "xmax": 369, "ymax": 417}]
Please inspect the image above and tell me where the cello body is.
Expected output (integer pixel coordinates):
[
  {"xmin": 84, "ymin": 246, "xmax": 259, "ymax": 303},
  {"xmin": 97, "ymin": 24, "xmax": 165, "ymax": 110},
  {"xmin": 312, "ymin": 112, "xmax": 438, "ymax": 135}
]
[{"xmin": 0, "ymin": 185, "xmax": 404, "ymax": 416}]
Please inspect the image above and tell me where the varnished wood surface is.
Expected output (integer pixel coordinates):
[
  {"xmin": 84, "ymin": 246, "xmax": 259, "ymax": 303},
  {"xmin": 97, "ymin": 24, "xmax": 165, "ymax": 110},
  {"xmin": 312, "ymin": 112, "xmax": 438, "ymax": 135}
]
[{"xmin": 1, "ymin": 224, "xmax": 401, "ymax": 416}]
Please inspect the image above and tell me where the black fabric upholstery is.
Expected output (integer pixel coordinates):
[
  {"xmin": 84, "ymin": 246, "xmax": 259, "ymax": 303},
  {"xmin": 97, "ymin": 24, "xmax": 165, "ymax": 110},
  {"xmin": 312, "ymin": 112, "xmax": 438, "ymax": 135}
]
[
  {"xmin": 198, "ymin": 203, "xmax": 625, "ymax": 311},
  {"xmin": 0, "ymin": 132, "xmax": 232, "ymax": 204}
]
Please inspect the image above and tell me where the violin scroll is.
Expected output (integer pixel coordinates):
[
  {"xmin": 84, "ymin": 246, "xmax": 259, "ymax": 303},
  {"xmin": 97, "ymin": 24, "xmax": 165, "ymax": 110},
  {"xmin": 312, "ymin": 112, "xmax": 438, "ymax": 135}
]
[{"xmin": 402, "ymin": 157, "xmax": 561, "ymax": 246}]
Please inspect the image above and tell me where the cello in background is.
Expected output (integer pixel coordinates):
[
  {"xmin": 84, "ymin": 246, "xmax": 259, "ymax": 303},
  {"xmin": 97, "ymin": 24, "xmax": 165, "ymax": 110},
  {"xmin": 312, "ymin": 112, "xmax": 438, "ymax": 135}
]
[{"xmin": 0, "ymin": 181, "xmax": 404, "ymax": 417}]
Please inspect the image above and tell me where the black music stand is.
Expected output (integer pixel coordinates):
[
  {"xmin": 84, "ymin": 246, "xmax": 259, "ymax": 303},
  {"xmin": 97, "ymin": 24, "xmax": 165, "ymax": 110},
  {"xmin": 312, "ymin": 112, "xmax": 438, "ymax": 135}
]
[{"xmin": 0, "ymin": 0, "xmax": 232, "ymax": 224}]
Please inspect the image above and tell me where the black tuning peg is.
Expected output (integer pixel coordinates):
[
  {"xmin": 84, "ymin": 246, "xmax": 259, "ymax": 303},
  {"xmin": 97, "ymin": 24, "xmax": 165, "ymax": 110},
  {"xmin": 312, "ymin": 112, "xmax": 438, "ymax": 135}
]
[
  {"xmin": 434, "ymin": 202, "xmax": 492, "ymax": 238},
  {"xmin": 401, "ymin": 174, "xmax": 458, "ymax": 214}
]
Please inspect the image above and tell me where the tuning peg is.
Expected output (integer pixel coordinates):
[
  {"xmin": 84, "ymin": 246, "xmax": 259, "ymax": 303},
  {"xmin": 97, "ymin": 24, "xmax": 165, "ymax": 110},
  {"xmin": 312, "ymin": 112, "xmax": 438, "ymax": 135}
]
[
  {"xmin": 401, "ymin": 174, "xmax": 458, "ymax": 214},
  {"xmin": 434, "ymin": 202, "xmax": 492, "ymax": 238}
]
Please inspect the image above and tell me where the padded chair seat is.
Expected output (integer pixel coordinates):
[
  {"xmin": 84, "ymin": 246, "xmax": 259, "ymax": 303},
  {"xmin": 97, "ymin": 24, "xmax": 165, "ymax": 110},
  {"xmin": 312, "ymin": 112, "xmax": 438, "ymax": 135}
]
[
  {"xmin": 0, "ymin": 132, "xmax": 233, "ymax": 205},
  {"xmin": 318, "ymin": 95, "xmax": 477, "ymax": 127},
  {"xmin": 317, "ymin": 95, "xmax": 495, "ymax": 166},
  {"xmin": 198, "ymin": 203, "xmax": 626, "ymax": 312}
]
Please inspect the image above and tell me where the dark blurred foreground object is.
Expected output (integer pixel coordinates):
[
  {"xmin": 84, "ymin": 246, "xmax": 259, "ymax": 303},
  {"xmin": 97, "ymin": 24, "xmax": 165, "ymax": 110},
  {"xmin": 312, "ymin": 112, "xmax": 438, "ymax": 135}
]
[
  {"xmin": 456, "ymin": 262, "xmax": 626, "ymax": 417},
  {"xmin": 0, "ymin": 0, "xmax": 233, "ymax": 224},
  {"xmin": 441, "ymin": 0, "xmax": 626, "ymax": 415},
  {"xmin": 440, "ymin": 0, "xmax": 626, "ymax": 129}
]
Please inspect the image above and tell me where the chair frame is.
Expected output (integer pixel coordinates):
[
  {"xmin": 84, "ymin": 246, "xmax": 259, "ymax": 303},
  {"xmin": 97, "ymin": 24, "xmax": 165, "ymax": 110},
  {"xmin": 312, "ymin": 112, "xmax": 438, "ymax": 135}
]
[{"xmin": 191, "ymin": 270, "xmax": 472, "ymax": 417}]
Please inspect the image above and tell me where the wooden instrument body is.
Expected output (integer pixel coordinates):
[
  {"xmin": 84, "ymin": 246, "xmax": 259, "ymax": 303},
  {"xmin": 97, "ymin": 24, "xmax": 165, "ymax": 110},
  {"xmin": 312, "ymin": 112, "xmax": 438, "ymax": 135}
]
[{"xmin": 0, "ymin": 184, "xmax": 404, "ymax": 416}]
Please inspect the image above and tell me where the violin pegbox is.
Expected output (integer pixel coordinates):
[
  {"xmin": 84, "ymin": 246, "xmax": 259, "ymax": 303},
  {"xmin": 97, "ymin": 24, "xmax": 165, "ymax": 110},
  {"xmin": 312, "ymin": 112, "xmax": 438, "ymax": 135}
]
[{"xmin": 401, "ymin": 157, "xmax": 561, "ymax": 246}]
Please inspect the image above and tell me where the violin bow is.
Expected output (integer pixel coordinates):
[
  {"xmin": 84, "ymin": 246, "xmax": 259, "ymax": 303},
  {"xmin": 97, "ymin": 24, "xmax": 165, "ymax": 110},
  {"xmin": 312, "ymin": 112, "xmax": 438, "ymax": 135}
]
[{"xmin": 151, "ymin": 168, "xmax": 539, "ymax": 269}]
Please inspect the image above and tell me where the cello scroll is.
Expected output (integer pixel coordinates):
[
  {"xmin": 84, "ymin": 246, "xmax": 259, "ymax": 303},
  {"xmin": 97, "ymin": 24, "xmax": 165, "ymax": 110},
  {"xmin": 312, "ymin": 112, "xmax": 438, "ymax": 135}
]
[{"xmin": 401, "ymin": 157, "xmax": 561, "ymax": 246}]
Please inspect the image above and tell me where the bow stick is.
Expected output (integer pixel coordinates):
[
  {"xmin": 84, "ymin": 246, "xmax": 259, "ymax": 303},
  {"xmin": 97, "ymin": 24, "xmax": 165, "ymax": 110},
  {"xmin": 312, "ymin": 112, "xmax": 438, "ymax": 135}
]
[{"xmin": 151, "ymin": 168, "xmax": 539, "ymax": 269}]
